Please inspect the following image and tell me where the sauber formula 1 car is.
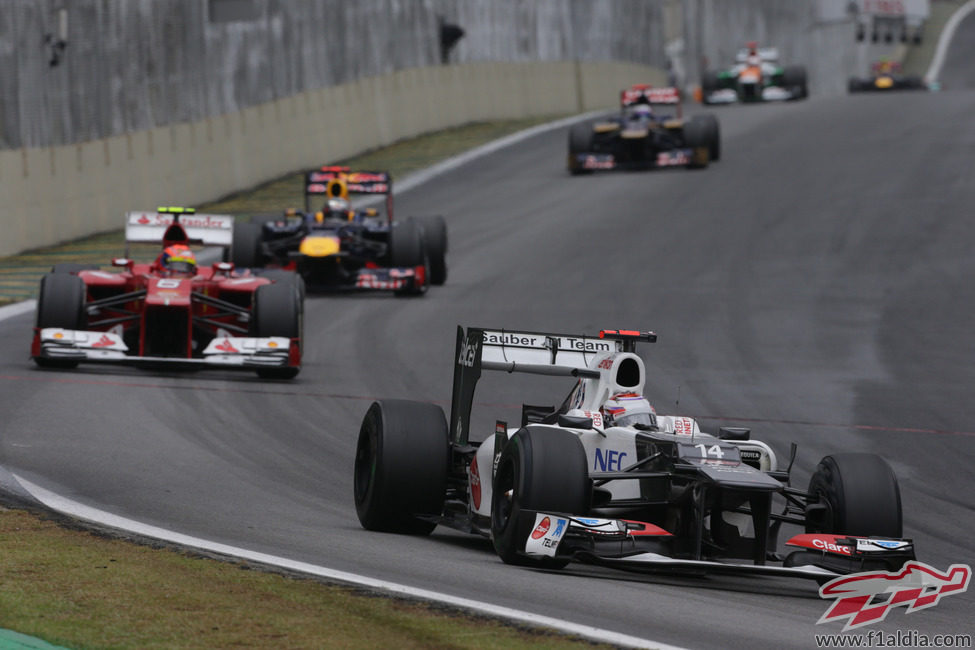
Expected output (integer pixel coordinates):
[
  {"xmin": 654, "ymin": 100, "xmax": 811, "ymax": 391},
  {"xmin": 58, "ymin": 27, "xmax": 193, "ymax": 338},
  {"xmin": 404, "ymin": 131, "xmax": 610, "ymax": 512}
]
[
  {"xmin": 702, "ymin": 43, "xmax": 809, "ymax": 104},
  {"xmin": 848, "ymin": 61, "xmax": 927, "ymax": 93},
  {"xmin": 31, "ymin": 208, "xmax": 303, "ymax": 379},
  {"xmin": 231, "ymin": 167, "xmax": 446, "ymax": 295},
  {"xmin": 354, "ymin": 327, "xmax": 915, "ymax": 583},
  {"xmin": 567, "ymin": 85, "xmax": 720, "ymax": 174}
]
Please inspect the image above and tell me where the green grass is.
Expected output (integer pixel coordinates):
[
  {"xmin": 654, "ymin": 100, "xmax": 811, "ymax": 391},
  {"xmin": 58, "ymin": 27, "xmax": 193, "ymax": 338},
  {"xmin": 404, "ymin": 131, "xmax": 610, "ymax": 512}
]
[
  {"xmin": 0, "ymin": 506, "xmax": 608, "ymax": 649},
  {"xmin": 0, "ymin": 116, "xmax": 565, "ymax": 305}
]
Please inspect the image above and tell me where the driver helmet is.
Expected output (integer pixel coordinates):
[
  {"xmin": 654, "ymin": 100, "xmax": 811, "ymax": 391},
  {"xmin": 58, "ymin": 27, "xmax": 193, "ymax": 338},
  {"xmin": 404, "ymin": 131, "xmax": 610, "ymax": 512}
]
[
  {"xmin": 601, "ymin": 392, "xmax": 656, "ymax": 429},
  {"xmin": 630, "ymin": 103, "xmax": 654, "ymax": 120},
  {"xmin": 159, "ymin": 244, "xmax": 197, "ymax": 276},
  {"xmin": 326, "ymin": 198, "xmax": 351, "ymax": 220}
]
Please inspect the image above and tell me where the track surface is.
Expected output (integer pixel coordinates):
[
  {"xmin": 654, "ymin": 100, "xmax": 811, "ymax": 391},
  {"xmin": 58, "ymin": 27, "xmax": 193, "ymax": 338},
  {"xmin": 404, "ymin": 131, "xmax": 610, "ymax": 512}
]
[{"xmin": 3, "ymin": 52, "xmax": 974, "ymax": 650}]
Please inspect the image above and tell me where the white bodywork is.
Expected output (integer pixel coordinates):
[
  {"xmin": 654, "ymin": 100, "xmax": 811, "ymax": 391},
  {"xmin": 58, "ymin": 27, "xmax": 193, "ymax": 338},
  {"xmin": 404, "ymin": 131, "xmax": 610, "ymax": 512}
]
[{"xmin": 468, "ymin": 338, "xmax": 778, "ymax": 518}]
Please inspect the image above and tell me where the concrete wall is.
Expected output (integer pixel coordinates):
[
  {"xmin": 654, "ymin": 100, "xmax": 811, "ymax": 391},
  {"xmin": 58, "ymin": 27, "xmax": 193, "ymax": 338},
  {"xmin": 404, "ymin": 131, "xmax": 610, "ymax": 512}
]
[{"xmin": 0, "ymin": 60, "xmax": 664, "ymax": 257}]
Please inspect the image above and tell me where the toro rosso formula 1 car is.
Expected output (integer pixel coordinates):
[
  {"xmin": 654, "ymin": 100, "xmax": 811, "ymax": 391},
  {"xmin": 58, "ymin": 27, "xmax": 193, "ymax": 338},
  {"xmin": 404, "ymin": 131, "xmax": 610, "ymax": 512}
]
[
  {"xmin": 31, "ymin": 207, "xmax": 303, "ymax": 379},
  {"xmin": 231, "ymin": 167, "xmax": 446, "ymax": 295},
  {"xmin": 567, "ymin": 85, "xmax": 720, "ymax": 173},
  {"xmin": 702, "ymin": 43, "xmax": 809, "ymax": 104},
  {"xmin": 848, "ymin": 61, "xmax": 927, "ymax": 93},
  {"xmin": 354, "ymin": 327, "xmax": 916, "ymax": 583}
]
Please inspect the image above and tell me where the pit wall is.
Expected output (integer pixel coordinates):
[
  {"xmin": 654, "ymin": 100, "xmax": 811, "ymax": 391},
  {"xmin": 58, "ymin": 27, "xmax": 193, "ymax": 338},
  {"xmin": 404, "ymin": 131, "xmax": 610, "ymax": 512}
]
[{"xmin": 0, "ymin": 61, "xmax": 663, "ymax": 257}]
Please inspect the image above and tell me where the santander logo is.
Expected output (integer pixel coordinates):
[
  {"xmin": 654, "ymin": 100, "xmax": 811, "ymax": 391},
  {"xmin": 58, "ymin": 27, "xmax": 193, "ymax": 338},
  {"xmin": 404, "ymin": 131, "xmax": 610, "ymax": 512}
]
[
  {"xmin": 531, "ymin": 516, "xmax": 551, "ymax": 539},
  {"xmin": 215, "ymin": 339, "xmax": 239, "ymax": 353},
  {"xmin": 92, "ymin": 334, "xmax": 115, "ymax": 348}
]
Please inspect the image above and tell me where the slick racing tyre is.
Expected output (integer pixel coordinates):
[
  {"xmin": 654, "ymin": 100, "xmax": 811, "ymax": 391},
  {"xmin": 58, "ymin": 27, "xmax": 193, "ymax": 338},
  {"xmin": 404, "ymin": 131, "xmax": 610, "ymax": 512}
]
[
  {"xmin": 34, "ymin": 272, "xmax": 87, "ymax": 369},
  {"xmin": 491, "ymin": 427, "xmax": 590, "ymax": 568},
  {"xmin": 251, "ymin": 280, "xmax": 302, "ymax": 379},
  {"xmin": 683, "ymin": 117, "xmax": 712, "ymax": 169},
  {"xmin": 783, "ymin": 65, "xmax": 809, "ymax": 99},
  {"xmin": 414, "ymin": 215, "xmax": 448, "ymax": 286},
  {"xmin": 353, "ymin": 400, "xmax": 449, "ymax": 534},
  {"xmin": 231, "ymin": 222, "xmax": 264, "ymax": 269},
  {"xmin": 389, "ymin": 218, "xmax": 429, "ymax": 296},
  {"xmin": 701, "ymin": 70, "xmax": 720, "ymax": 104},
  {"xmin": 567, "ymin": 122, "xmax": 593, "ymax": 175},
  {"xmin": 697, "ymin": 113, "xmax": 720, "ymax": 162},
  {"xmin": 806, "ymin": 453, "xmax": 902, "ymax": 537},
  {"xmin": 257, "ymin": 269, "xmax": 306, "ymax": 304}
]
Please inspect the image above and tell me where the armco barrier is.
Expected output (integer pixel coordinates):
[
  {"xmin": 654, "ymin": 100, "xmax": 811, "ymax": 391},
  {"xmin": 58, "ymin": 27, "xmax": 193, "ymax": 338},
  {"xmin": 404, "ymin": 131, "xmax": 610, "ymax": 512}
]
[{"xmin": 0, "ymin": 61, "xmax": 663, "ymax": 257}]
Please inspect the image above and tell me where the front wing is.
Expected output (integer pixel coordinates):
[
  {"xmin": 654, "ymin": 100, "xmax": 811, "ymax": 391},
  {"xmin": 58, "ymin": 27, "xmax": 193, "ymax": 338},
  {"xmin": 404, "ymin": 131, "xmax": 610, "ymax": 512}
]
[
  {"xmin": 32, "ymin": 328, "xmax": 298, "ymax": 371},
  {"xmin": 519, "ymin": 510, "xmax": 916, "ymax": 583},
  {"xmin": 571, "ymin": 149, "xmax": 698, "ymax": 171}
]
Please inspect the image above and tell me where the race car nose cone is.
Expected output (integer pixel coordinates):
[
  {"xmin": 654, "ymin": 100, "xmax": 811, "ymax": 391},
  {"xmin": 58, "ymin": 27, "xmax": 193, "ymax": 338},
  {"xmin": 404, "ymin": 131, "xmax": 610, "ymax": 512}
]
[{"xmin": 299, "ymin": 236, "xmax": 340, "ymax": 257}]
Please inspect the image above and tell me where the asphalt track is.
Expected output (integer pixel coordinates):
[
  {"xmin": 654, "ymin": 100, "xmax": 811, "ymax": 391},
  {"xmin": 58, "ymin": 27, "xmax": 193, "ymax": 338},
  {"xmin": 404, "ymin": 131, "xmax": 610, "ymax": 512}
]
[{"xmin": 3, "ymin": 51, "xmax": 975, "ymax": 650}]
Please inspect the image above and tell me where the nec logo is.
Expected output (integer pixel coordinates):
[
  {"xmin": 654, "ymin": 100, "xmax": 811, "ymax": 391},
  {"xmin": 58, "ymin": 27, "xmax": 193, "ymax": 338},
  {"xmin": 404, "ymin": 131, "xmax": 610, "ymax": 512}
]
[
  {"xmin": 594, "ymin": 448, "xmax": 627, "ymax": 472},
  {"xmin": 458, "ymin": 338, "xmax": 479, "ymax": 367}
]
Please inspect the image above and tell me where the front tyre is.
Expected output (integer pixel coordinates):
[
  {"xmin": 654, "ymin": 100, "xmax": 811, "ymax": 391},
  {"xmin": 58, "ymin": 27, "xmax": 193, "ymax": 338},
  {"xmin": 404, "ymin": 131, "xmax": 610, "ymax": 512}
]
[
  {"xmin": 491, "ymin": 427, "xmax": 590, "ymax": 568},
  {"xmin": 806, "ymin": 453, "xmax": 902, "ymax": 537},
  {"xmin": 250, "ymin": 279, "xmax": 302, "ymax": 379},
  {"xmin": 34, "ymin": 273, "xmax": 87, "ymax": 369},
  {"xmin": 353, "ymin": 400, "xmax": 449, "ymax": 534},
  {"xmin": 414, "ymin": 215, "xmax": 447, "ymax": 286}
]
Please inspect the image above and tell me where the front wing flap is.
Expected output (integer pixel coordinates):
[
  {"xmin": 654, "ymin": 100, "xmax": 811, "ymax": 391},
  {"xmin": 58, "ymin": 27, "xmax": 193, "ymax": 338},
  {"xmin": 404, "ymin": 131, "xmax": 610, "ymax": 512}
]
[
  {"xmin": 34, "ymin": 328, "xmax": 296, "ymax": 370},
  {"xmin": 517, "ymin": 510, "xmax": 917, "ymax": 582},
  {"xmin": 571, "ymin": 149, "xmax": 694, "ymax": 171}
]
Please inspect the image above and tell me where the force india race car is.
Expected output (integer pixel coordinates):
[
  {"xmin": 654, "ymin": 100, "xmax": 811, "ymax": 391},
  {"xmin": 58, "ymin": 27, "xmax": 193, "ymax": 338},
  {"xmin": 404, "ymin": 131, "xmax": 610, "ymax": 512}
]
[
  {"xmin": 231, "ymin": 167, "xmax": 446, "ymax": 295},
  {"xmin": 567, "ymin": 85, "xmax": 720, "ymax": 173},
  {"xmin": 31, "ymin": 207, "xmax": 303, "ymax": 379},
  {"xmin": 848, "ymin": 61, "xmax": 928, "ymax": 93},
  {"xmin": 702, "ymin": 43, "xmax": 809, "ymax": 104},
  {"xmin": 354, "ymin": 327, "xmax": 916, "ymax": 582}
]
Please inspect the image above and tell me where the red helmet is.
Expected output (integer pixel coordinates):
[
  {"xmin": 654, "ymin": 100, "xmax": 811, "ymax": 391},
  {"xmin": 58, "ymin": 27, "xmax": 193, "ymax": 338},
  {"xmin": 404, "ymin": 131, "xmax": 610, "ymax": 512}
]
[{"xmin": 159, "ymin": 244, "xmax": 197, "ymax": 275}]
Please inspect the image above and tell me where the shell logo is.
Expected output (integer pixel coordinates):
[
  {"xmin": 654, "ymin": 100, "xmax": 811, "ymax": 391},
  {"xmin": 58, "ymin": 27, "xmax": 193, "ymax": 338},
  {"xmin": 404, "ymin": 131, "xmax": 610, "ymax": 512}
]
[
  {"xmin": 54, "ymin": 332, "xmax": 64, "ymax": 339},
  {"xmin": 267, "ymin": 341, "xmax": 279, "ymax": 348}
]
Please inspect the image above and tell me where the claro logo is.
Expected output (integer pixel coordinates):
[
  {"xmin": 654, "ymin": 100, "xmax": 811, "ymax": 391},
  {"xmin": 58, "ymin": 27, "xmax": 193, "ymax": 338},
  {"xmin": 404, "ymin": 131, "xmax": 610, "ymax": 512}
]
[
  {"xmin": 813, "ymin": 538, "xmax": 853, "ymax": 555},
  {"xmin": 458, "ymin": 338, "xmax": 479, "ymax": 367}
]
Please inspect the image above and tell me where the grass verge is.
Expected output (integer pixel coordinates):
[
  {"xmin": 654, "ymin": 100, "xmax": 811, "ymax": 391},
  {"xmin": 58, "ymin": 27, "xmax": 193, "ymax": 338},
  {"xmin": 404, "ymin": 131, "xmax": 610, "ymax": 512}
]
[{"xmin": 0, "ymin": 506, "xmax": 607, "ymax": 649}]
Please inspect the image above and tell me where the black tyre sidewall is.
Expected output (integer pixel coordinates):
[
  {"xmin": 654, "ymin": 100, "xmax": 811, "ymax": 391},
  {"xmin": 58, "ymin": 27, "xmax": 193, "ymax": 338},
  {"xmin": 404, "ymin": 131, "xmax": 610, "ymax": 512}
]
[
  {"xmin": 807, "ymin": 453, "xmax": 902, "ymax": 537},
  {"xmin": 353, "ymin": 400, "xmax": 448, "ymax": 534},
  {"xmin": 491, "ymin": 427, "xmax": 590, "ymax": 567},
  {"xmin": 415, "ymin": 216, "xmax": 447, "ymax": 286},
  {"xmin": 232, "ymin": 222, "xmax": 264, "ymax": 269},
  {"xmin": 35, "ymin": 273, "xmax": 86, "ymax": 368},
  {"xmin": 251, "ymin": 280, "xmax": 302, "ymax": 379}
]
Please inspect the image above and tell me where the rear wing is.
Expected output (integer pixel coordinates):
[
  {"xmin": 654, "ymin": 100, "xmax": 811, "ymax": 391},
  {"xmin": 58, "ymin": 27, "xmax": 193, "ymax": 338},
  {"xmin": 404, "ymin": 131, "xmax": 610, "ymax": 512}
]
[
  {"xmin": 124, "ymin": 209, "xmax": 234, "ymax": 249},
  {"xmin": 449, "ymin": 326, "xmax": 656, "ymax": 444},
  {"xmin": 304, "ymin": 166, "xmax": 394, "ymax": 221},
  {"xmin": 620, "ymin": 85, "xmax": 682, "ymax": 117}
]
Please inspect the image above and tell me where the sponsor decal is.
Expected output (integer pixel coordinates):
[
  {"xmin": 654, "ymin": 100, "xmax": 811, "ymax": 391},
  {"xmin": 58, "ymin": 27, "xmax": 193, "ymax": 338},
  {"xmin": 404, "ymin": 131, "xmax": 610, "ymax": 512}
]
[
  {"xmin": 91, "ymin": 334, "xmax": 115, "ymax": 348},
  {"xmin": 582, "ymin": 410, "xmax": 603, "ymax": 428},
  {"xmin": 812, "ymin": 537, "xmax": 854, "ymax": 555},
  {"xmin": 673, "ymin": 417, "xmax": 694, "ymax": 436},
  {"xmin": 598, "ymin": 358, "xmax": 614, "ymax": 369},
  {"xmin": 470, "ymin": 457, "xmax": 481, "ymax": 510},
  {"xmin": 856, "ymin": 538, "xmax": 912, "ymax": 552},
  {"xmin": 481, "ymin": 332, "xmax": 613, "ymax": 354},
  {"xmin": 739, "ymin": 449, "xmax": 762, "ymax": 460},
  {"xmin": 581, "ymin": 154, "xmax": 615, "ymax": 170},
  {"xmin": 656, "ymin": 150, "xmax": 691, "ymax": 166},
  {"xmin": 128, "ymin": 212, "xmax": 231, "ymax": 229},
  {"xmin": 457, "ymin": 337, "xmax": 479, "ymax": 368},
  {"xmin": 531, "ymin": 516, "xmax": 551, "ymax": 539},
  {"xmin": 818, "ymin": 561, "xmax": 971, "ymax": 631},
  {"xmin": 215, "ymin": 339, "xmax": 239, "ymax": 354},
  {"xmin": 593, "ymin": 447, "xmax": 627, "ymax": 472}
]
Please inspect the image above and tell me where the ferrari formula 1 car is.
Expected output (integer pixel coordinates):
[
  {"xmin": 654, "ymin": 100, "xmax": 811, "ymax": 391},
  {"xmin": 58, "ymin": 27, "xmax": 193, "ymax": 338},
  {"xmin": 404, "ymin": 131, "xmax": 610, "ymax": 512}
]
[
  {"xmin": 231, "ymin": 167, "xmax": 446, "ymax": 295},
  {"xmin": 702, "ymin": 43, "xmax": 809, "ymax": 104},
  {"xmin": 848, "ymin": 61, "xmax": 927, "ymax": 93},
  {"xmin": 567, "ymin": 85, "xmax": 720, "ymax": 173},
  {"xmin": 31, "ymin": 207, "xmax": 303, "ymax": 379},
  {"xmin": 354, "ymin": 327, "xmax": 915, "ymax": 583}
]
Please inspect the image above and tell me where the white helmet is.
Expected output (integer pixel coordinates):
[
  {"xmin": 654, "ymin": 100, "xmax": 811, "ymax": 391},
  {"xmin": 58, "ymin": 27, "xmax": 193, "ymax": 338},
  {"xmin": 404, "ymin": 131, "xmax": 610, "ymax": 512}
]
[{"xmin": 601, "ymin": 392, "xmax": 656, "ymax": 429}]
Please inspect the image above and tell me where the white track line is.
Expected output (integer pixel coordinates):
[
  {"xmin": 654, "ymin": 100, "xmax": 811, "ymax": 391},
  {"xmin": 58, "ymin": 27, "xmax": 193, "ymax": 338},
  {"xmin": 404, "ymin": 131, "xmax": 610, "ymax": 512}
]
[
  {"xmin": 13, "ymin": 475, "xmax": 683, "ymax": 650},
  {"xmin": 925, "ymin": 0, "xmax": 975, "ymax": 83},
  {"xmin": 0, "ymin": 299, "xmax": 37, "ymax": 322}
]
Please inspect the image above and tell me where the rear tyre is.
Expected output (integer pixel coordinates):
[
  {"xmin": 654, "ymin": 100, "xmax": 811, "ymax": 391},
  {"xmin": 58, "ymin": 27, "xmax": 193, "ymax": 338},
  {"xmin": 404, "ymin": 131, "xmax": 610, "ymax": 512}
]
[
  {"xmin": 251, "ymin": 280, "xmax": 302, "ymax": 379},
  {"xmin": 783, "ymin": 65, "xmax": 809, "ymax": 99},
  {"xmin": 34, "ymin": 273, "xmax": 86, "ymax": 369},
  {"xmin": 701, "ymin": 70, "xmax": 720, "ymax": 103},
  {"xmin": 389, "ymin": 219, "xmax": 428, "ymax": 296},
  {"xmin": 567, "ymin": 122, "xmax": 593, "ymax": 175},
  {"xmin": 415, "ymin": 215, "xmax": 448, "ymax": 286},
  {"xmin": 683, "ymin": 117, "xmax": 711, "ymax": 169},
  {"xmin": 353, "ymin": 400, "xmax": 449, "ymax": 534},
  {"xmin": 806, "ymin": 453, "xmax": 902, "ymax": 537},
  {"xmin": 232, "ymin": 222, "xmax": 264, "ymax": 269},
  {"xmin": 491, "ymin": 427, "xmax": 590, "ymax": 568}
]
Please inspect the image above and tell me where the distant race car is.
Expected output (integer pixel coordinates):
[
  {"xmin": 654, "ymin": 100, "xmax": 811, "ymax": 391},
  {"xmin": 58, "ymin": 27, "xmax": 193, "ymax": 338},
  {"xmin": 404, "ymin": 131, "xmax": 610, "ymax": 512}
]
[
  {"xmin": 354, "ymin": 326, "xmax": 915, "ymax": 582},
  {"xmin": 848, "ymin": 61, "xmax": 927, "ymax": 93},
  {"xmin": 702, "ymin": 43, "xmax": 809, "ymax": 104},
  {"xmin": 568, "ymin": 85, "xmax": 720, "ymax": 173},
  {"xmin": 231, "ymin": 167, "xmax": 446, "ymax": 295},
  {"xmin": 31, "ymin": 207, "xmax": 303, "ymax": 379}
]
